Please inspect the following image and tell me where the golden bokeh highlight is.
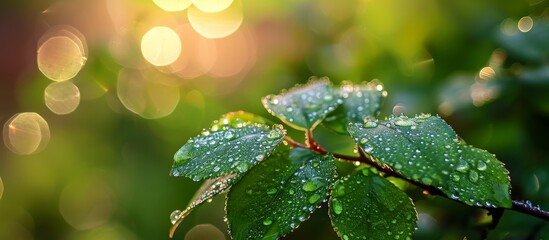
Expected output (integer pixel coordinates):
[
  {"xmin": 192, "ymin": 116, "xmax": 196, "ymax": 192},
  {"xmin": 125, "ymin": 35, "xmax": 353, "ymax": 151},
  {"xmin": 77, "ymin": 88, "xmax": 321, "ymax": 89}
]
[
  {"xmin": 171, "ymin": 24, "xmax": 217, "ymax": 79},
  {"xmin": 3, "ymin": 112, "xmax": 50, "ymax": 155},
  {"xmin": 192, "ymin": 0, "xmax": 233, "ymax": 13},
  {"xmin": 44, "ymin": 81, "xmax": 81, "ymax": 115},
  {"xmin": 187, "ymin": 0, "xmax": 243, "ymax": 39},
  {"xmin": 153, "ymin": 0, "xmax": 192, "ymax": 12},
  {"xmin": 68, "ymin": 223, "xmax": 137, "ymax": 240},
  {"xmin": 518, "ymin": 16, "xmax": 534, "ymax": 32},
  {"xmin": 37, "ymin": 26, "xmax": 88, "ymax": 82},
  {"xmin": 141, "ymin": 26, "xmax": 182, "ymax": 66},
  {"xmin": 117, "ymin": 68, "xmax": 180, "ymax": 119},
  {"xmin": 185, "ymin": 224, "xmax": 225, "ymax": 240},
  {"xmin": 59, "ymin": 176, "xmax": 116, "ymax": 230}
]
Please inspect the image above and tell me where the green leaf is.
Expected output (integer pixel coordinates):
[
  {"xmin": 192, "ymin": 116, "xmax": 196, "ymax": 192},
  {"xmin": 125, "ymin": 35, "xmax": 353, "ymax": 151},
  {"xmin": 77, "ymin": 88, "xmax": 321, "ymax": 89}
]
[
  {"xmin": 323, "ymin": 81, "xmax": 385, "ymax": 134},
  {"xmin": 226, "ymin": 147, "xmax": 336, "ymax": 240},
  {"xmin": 170, "ymin": 121, "xmax": 285, "ymax": 181},
  {"xmin": 169, "ymin": 174, "xmax": 240, "ymax": 236},
  {"xmin": 262, "ymin": 77, "xmax": 340, "ymax": 131},
  {"xmin": 348, "ymin": 115, "xmax": 512, "ymax": 208},
  {"xmin": 329, "ymin": 169, "xmax": 417, "ymax": 240}
]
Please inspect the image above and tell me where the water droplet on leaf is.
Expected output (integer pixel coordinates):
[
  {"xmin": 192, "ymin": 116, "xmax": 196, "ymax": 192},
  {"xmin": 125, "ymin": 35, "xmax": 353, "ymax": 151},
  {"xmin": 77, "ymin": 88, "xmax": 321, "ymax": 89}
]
[{"xmin": 170, "ymin": 210, "xmax": 182, "ymax": 224}]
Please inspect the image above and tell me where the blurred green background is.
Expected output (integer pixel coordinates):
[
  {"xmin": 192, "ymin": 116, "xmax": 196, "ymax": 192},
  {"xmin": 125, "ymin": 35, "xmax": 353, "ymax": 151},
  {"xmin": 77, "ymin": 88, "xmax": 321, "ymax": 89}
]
[{"xmin": 0, "ymin": 0, "xmax": 548, "ymax": 239}]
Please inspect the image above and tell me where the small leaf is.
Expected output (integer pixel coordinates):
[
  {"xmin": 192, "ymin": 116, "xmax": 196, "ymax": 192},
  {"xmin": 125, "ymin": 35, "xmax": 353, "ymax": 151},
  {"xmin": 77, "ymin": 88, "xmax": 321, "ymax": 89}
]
[
  {"xmin": 226, "ymin": 147, "xmax": 336, "ymax": 240},
  {"xmin": 329, "ymin": 169, "xmax": 417, "ymax": 240},
  {"xmin": 169, "ymin": 174, "xmax": 240, "ymax": 237},
  {"xmin": 262, "ymin": 77, "xmax": 340, "ymax": 131},
  {"xmin": 323, "ymin": 81, "xmax": 385, "ymax": 134},
  {"xmin": 348, "ymin": 115, "xmax": 512, "ymax": 208},
  {"xmin": 170, "ymin": 122, "xmax": 285, "ymax": 181}
]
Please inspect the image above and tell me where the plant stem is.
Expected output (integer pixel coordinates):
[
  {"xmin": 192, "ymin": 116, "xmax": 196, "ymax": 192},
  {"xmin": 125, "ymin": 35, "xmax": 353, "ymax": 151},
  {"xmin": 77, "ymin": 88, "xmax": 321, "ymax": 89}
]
[{"xmin": 292, "ymin": 135, "xmax": 549, "ymax": 223}]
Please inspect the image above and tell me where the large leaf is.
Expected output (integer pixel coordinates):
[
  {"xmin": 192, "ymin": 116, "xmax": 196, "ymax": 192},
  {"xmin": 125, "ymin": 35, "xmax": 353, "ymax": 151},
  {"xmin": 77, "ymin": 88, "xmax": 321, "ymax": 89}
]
[
  {"xmin": 170, "ymin": 120, "xmax": 285, "ymax": 181},
  {"xmin": 262, "ymin": 78, "xmax": 340, "ymax": 131},
  {"xmin": 226, "ymin": 147, "xmax": 336, "ymax": 240},
  {"xmin": 169, "ymin": 174, "xmax": 240, "ymax": 237},
  {"xmin": 323, "ymin": 81, "xmax": 385, "ymax": 134},
  {"xmin": 329, "ymin": 169, "xmax": 417, "ymax": 240},
  {"xmin": 348, "ymin": 115, "xmax": 512, "ymax": 208}
]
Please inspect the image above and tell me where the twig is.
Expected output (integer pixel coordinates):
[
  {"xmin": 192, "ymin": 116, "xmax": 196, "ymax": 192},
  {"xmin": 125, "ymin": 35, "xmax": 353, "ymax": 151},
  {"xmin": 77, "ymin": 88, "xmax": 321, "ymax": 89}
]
[{"xmin": 293, "ymin": 137, "xmax": 549, "ymax": 223}]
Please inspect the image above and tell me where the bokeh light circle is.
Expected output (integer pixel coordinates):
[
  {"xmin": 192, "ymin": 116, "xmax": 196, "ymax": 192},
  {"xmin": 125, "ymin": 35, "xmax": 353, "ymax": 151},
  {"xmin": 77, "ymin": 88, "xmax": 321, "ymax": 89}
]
[
  {"xmin": 3, "ymin": 112, "xmax": 50, "ymax": 155},
  {"xmin": 44, "ymin": 81, "xmax": 81, "ymax": 115},
  {"xmin": 117, "ymin": 68, "xmax": 180, "ymax": 119},
  {"xmin": 141, "ymin": 26, "xmax": 182, "ymax": 66},
  {"xmin": 192, "ymin": 0, "xmax": 233, "ymax": 13},
  {"xmin": 153, "ymin": 0, "xmax": 192, "ymax": 12},
  {"xmin": 185, "ymin": 224, "xmax": 225, "ymax": 240},
  {"xmin": 59, "ymin": 176, "xmax": 116, "ymax": 230},
  {"xmin": 187, "ymin": 0, "xmax": 243, "ymax": 39},
  {"xmin": 37, "ymin": 35, "xmax": 86, "ymax": 82},
  {"xmin": 171, "ymin": 24, "xmax": 217, "ymax": 79}
]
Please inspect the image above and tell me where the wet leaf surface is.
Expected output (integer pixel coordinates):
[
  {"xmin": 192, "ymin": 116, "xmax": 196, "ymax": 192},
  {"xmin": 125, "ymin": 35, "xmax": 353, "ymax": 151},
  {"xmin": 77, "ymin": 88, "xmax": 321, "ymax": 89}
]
[
  {"xmin": 348, "ymin": 115, "xmax": 512, "ymax": 208},
  {"xmin": 171, "ymin": 113, "xmax": 285, "ymax": 181},
  {"xmin": 262, "ymin": 78, "xmax": 340, "ymax": 131},
  {"xmin": 323, "ymin": 81, "xmax": 385, "ymax": 134},
  {"xmin": 329, "ymin": 169, "xmax": 417, "ymax": 240},
  {"xmin": 226, "ymin": 147, "xmax": 336, "ymax": 240}
]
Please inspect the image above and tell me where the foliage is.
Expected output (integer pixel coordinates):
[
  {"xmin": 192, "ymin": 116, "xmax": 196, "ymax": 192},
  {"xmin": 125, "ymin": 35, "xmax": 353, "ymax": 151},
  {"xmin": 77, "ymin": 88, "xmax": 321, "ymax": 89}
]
[{"xmin": 166, "ymin": 78, "xmax": 537, "ymax": 240}]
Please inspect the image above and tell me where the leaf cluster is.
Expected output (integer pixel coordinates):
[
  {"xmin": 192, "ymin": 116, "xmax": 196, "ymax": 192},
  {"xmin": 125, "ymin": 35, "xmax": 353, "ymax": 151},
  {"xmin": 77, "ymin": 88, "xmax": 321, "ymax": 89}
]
[{"xmin": 169, "ymin": 77, "xmax": 513, "ymax": 239}]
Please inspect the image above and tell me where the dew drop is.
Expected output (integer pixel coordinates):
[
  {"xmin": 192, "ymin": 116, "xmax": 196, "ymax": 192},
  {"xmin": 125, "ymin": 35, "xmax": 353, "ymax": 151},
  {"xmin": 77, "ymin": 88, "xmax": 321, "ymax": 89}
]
[
  {"xmin": 263, "ymin": 218, "xmax": 273, "ymax": 226},
  {"xmin": 170, "ymin": 210, "xmax": 182, "ymax": 224},
  {"xmin": 421, "ymin": 177, "xmax": 433, "ymax": 185},
  {"xmin": 363, "ymin": 145, "xmax": 374, "ymax": 154},
  {"xmin": 469, "ymin": 170, "xmax": 479, "ymax": 182},
  {"xmin": 303, "ymin": 179, "xmax": 323, "ymax": 192},
  {"xmin": 268, "ymin": 130, "xmax": 281, "ymax": 139},
  {"xmin": 289, "ymin": 189, "xmax": 295, "ymax": 195},
  {"xmin": 364, "ymin": 121, "xmax": 378, "ymax": 128},
  {"xmin": 213, "ymin": 166, "xmax": 220, "ymax": 172},
  {"xmin": 308, "ymin": 194, "xmax": 321, "ymax": 204},
  {"xmin": 255, "ymin": 154, "xmax": 265, "ymax": 161},
  {"xmin": 456, "ymin": 159, "xmax": 470, "ymax": 173},
  {"xmin": 394, "ymin": 163, "xmax": 402, "ymax": 170},
  {"xmin": 286, "ymin": 107, "xmax": 294, "ymax": 112},
  {"xmin": 267, "ymin": 188, "xmax": 277, "ymax": 195},
  {"xmin": 477, "ymin": 160, "xmax": 487, "ymax": 171},
  {"xmin": 452, "ymin": 174, "xmax": 460, "ymax": 182},
  {"xmin": 323, "ymin": 94, "xmax": 333, "ymax": 101},
  {"xmin": 333, "ymin": 199, "xmax": 343, "ymax": 215},
  {"xmin": 360, "ymin": 138, "xmax": 368, "ymax": 144},
  {"xmin": 224, "ymin": 131, "xmax": 235, "ymax": 140},
  {"xmin": 394, "ymin": 118, "xmax": 416, "ymax": 127},
  {"xmin": 237, "ymin": 162, "xmax": 250, "ymax": 172}
]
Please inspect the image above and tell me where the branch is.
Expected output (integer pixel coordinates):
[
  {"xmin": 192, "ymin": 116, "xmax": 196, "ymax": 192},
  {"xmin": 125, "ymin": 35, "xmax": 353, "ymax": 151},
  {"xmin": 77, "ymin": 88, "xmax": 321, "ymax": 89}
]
[
  {"xmin": 512, "ymin": 200, "xmax": 549, "ymax": 221},
  {"xmin": 294, "ymin": 139, "xmax": 549, "ymax": 223}
]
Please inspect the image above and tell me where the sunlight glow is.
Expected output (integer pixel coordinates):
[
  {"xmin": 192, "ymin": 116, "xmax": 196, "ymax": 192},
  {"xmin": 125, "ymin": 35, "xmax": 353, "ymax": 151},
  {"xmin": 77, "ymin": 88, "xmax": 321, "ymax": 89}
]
[
  {"xmin": 141, "ymin": 26, "xmax": 182, "ymax": 66},
  {"xmin": 37, "ymin": 36, "xmax": 86, "ymax": 81},
  {"xmin": 3, "ymin": 113, "xmax": 50, "ymax": 155},
  {"xmin": 44, "ymin": 81, "xmax": 81, "ymax": 115},
  {"xmin": 153, "ymin": 0, "xmax": 192, "ymax": 12},
  {"xmin": 117, "ymin": 68, "xmax": 180, "ymax": 119},
  {"xmin": 192, "ymin": 0, "xmax": 233, "ymax": 13},
  {"xmin": 187, "ymin": 0, "xmax": 243, "ymax": 39}
]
